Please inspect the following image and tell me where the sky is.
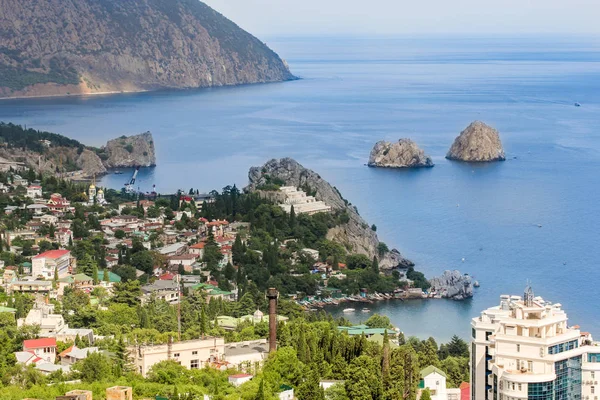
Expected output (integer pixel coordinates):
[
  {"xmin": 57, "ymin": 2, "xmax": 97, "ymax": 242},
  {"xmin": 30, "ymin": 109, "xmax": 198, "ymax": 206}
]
[{"xmin": 202, "ymin": 0, "xmax": 599, "ymax": 36}]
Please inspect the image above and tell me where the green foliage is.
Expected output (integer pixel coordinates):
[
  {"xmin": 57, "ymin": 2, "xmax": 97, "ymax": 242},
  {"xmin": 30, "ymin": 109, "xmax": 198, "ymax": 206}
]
[
  {"xmin": 365, "ymin": 314, "xmax": 392, "ymax": 329},
  {"xmin": 421, "ymin": 388, "xmax": 432, "ymax": 400}
]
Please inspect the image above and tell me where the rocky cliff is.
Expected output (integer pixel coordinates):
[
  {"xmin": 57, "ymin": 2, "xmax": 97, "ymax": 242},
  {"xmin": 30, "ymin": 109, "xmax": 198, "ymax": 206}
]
[
  {"xmin": 368, "ymin": 139, "xmax": 434, "ymax": 168},
  {"xmin": 0, "ymin": 0, "xmax": 295, "ymax": 98},
  {"xmin": 246, "ymin": 158, "xmax": 414, "ymax": 269},
  {"xmin": 429, "ymin": 270, "xmax": 474, "ymax": 300},
  {"xmin": 102, "ymin": 132, "xmax": 156, "ymax": 168},
  {"xmin": 446, "ymin": 121, "xmax": 506, "ymax": 162}
]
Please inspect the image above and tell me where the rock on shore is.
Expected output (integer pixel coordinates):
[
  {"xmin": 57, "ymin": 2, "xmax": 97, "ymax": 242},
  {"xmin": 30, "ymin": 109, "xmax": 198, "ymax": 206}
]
[
  {"xmin": 429, "ymin": 270, "xmax": 474, "ymax": 300},
  {"xmin": 446, "ymin": 121, "xmax": 506, "ymax": 162},
  {"xmin": 247, "ymin": 158, "xmax": 414, "ymax": 269},
  {"xmin": 103, "ymin": 132, "xmax": 156, "ymax": 168},
  {"xmin": 368, "ymin": 139, "xmax": 434, "ymax": 168}
]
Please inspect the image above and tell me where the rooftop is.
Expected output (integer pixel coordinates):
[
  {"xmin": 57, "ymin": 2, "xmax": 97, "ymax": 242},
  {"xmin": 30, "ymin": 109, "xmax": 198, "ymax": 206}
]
[{"xmin": 33, "ymin": 249, "xmax": 69, "ymax": 259}]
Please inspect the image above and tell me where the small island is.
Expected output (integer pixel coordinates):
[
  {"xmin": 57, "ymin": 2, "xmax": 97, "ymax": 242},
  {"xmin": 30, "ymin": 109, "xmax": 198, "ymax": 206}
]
[
  {"xmin": 446, "ymin": 121, "xmax": 506, "ymax": 162},
  {"xmin": 368, "ymin": 139, "xmax": 434, "ymax": 168}
]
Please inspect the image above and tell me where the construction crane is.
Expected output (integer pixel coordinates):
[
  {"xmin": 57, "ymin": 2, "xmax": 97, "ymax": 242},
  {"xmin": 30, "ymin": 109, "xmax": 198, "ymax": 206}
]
[{"xmin": 124, "ymin": 166, "xmax": 140, "ymax": 193}]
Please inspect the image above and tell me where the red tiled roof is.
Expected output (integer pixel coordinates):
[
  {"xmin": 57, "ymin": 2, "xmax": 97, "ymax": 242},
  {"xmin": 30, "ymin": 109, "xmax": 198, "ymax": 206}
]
[
  {"xmin": 59, "ymin": 345, "xmax": 74, "ymax": 358},
  {"xmin": 33, "ymin": 250, "xmax": 69, "ymax": 259},
  {"xmin": 229, "ymin": 374, "xmax": 253, "ymax": 378},
  {"xmin": 24, "ymin": 337, "xmax": 56, "ymax": 349},
  {"xmin": 160, "ymin": 273, "xmax": 175, "ymax": 281},
  {"xmin": 190, "ymin": 242, "xmax": 206, "ymax": 249}
]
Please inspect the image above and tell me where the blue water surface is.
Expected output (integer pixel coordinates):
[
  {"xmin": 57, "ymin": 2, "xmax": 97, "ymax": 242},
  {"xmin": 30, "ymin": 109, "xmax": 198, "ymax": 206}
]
[{"xmin": 1, "ymin": 36, "xmax": 599, "ymax": 341}]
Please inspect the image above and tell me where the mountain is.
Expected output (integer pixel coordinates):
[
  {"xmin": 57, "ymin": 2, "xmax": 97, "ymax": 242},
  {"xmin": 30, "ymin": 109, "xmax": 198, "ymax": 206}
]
[
  {"xmin": 247, "ymin": 158, "xmax": 414, "ymax": 270},
  {"xmin": 0, "ymin": 0, "xmax": 295, "ymax": 98}
]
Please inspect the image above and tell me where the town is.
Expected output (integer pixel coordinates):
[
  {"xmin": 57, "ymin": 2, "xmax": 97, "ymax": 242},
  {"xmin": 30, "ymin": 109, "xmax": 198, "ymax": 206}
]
[{"xmin": 0, "ymin": 168, "xmax": 598, "ymax": 400}]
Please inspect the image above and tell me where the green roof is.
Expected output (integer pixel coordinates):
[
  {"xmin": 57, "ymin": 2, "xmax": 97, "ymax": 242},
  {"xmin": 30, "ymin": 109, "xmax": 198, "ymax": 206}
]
[
  {"xmin": 58, "ymin": 276, "xmax": 74, "ymax": 283},
  {"xmin": 191, "ymin": 283, "xmax": 217, "ymax": 291},
  {"xmin": 338, "ymin": 326, "xmax": 395, "ymax": 336},
  {"xmin": 21, "ymin": 262, "xmax": 32, "ymax": 267},
  {"xmin": 209, "ymin": 289, "xmax": 233, "ymax": 296},
  {"xmin": 420, "ymin": 365, "xmax": 447, "ymax": 379},
  {"xmin": 0, "ymin": 306, "xmax": 16, "ymax": 313},
  {"xmin": 73, "ymin": 273, "xmax": 93, "ymax": 282},
  {"xmin": 100, "ymin": 270, "xmax": 122, "ymax": 283}
]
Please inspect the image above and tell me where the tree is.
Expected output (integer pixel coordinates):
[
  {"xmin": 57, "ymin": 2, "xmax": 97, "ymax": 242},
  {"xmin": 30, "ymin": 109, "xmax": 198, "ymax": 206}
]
[
  {"xmin": 92, "ymin": 264, "xmax": 99, "ymax": 285},
  {"xmin": 111, "ymin": 281, "xmax": 142, "ymax": 307},
  {"xmin": 371, "ymin": 224, "xmax": 377, "ymax": 232},
  {"xmin": 263, "ymin": 346, "xmax": 302, "ymax": 387},
  {"xmin": 76, "ymin": 352, "xmax": 112, "ymax": 383},
  {"xmin": 223, "ymin": 262, "xmax": 236, "ymax": 281},
  {"xmin": 289, "ymin": 205, "xmax": 296, "ymax": 232},
  {"xmin": 297, "ymin": 365, "xmax": 325, "ymax": 400},
  {"xmin": 371, "ymin": 256, "xmax": 379, "ymax": 274},
  {"xmin": 365, "ymin": 314, "xmax": 391, "ymax": 329},
  {"xmin": 345, "ymin": 355, "xmax": 382, "ymax": 400},
  {"xmin": 377, "ymin": 242, "xmax": 389, "ymax": 257},
  {"xmin": 103, "ymin": 269, "xmax": 109, "ymax": 283},
  {"xmin": 420, "ymin": 388, "xmax": 432, "ymax": 400},
  {"xmin": 114, "ymin": 230, "xmax": 126, "ymax": 239}
]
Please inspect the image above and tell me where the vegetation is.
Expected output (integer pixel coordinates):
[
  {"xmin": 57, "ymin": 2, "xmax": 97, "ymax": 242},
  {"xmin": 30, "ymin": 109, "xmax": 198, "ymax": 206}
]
[{"xmin": 0, "ymin": 122, "xmax": 82, "ymax": 152}]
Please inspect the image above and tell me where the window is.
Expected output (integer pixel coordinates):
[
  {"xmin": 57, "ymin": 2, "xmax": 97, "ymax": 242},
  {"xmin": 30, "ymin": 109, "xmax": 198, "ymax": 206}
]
[
  {"xmin": 173, "ymin": 353, "xmax": 180, "ymax": 357},
  {"xmin": 517, "ymin": 344, "xmax": 521, "ymax": 352},
  {"xmin": 590, "ymin": 386, "xmax": 594, "ymax": 394},
  {"xmin": 472, "ymin": 328, "xmax": 476, "ymax": 338},
  {"xmin": 511, "ymin": 382, "xmax": 515, "ymax": 390},
  {"xmin": 528, "ymin": 361, "xmax": 533, "ymax": 372},
  {"xmin": 593, "ymin": 371, "xmax": 596, "ymax": 379},
  {"xmin": 190, "ymin": 359, "xmax": 199, "ymax": 369},
  {"xmin": 518, "ymin": 384, "xmax": 522, "ymax": 391},
  {"xmin": 192, "ymin": 351, "xmax": 198, "ymax": 355}
]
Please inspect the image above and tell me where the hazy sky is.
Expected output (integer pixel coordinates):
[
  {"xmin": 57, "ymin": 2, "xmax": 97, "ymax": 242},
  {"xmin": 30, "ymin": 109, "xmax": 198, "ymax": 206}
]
[{"xmin": 203, "ymin": 0, "xmax": 599, "ymax": 36}]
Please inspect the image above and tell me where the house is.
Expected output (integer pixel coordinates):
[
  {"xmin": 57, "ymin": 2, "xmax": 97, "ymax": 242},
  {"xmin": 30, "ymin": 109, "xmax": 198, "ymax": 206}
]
[
  {"xmin": 278, "ymin": 385, "xmax": 294, "ymax": 400},
  {"xmin": 157, "ymin": 242, "xmax": 188, "ymax": 257},
  {"xmin": 40, "ymin": 214, "xmax": 59, "ymax": 225},
  {"xmin": 26, "ymin": 203, "xmax": 48, "ymax": 215},
  {"xmin": 106, "ymin": 386, "xmax": 133, "ymax": 400},
  {"xmin": 129, "ymin": 337, "xmax": 226, "ymax": 377},
  {"xmin": 47, "ymin": 193, "xmax": 73, "ymax": 214},
  {"xmin": 59, "ymin": 345, "xmax": 99, "ymax": 366},
  {"xmin": 419, "ymin": 365, "xmax": 459, "ymax": 400},
  {"xmin": 8, "ymin": 280, "xmax": 53, "ymax": 295},
  {"xmin": 18, "ymin": 303, "xmax": 65, "ymax": 334},
  {"xmin": 141, "ymin": 280, "xmax": 180, "ymax": 304},
  {"xmin": 23, "ymin": 337, "xmax": 57, "ymax": 363},
  {"xmin": 189, "ymin": 242, "xmax": 206, "ymax": 257},
  {"xmin": 223, "ymin": 339, "xmax": 269, "ymax": 372},
  {"xmin": 36, "ymin": 361, "xmax": 70, "ymax": 375},
  {"xmin": 26, "ymin": 185, "xmax": 43, "ymax": 198},
  {"xmin": 12, "ymin": 174, "xmax": 28, "ymax": 186},
  {"xmin": 55, "ymin": 228, "xmax": 73, "ymax": 247},
  {"xmin": 32, "ymin": 249, "xmax": 72, "ymax": 279},
  {"xmin": 54, "ymin": 326, "xmax": 94, "ymax": 345},
  {"xmin": 229, "ymin": 373, "xmax": 253, "ymax": 387},
  {"xmin": 168, "ymin": 254, "xmax": 199, "ymax": 272}
]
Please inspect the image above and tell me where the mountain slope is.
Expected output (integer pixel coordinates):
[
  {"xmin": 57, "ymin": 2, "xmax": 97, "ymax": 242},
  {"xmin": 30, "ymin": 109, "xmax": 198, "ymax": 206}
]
[{"xmin": 0, "ymin": 0, "xmax": 295, "ymax": 98}]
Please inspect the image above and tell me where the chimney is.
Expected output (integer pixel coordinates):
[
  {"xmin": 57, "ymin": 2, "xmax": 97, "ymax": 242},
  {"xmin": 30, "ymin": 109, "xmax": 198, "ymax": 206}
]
[{"xmin": 266, "ymin": 288, "xmax": 279, "ymax": 353}]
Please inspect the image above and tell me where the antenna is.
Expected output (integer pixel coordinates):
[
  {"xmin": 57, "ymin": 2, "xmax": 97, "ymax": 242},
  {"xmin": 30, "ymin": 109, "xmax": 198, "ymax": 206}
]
[{"xmin": 524, "ymin": 280, "xmax": 534, "ymax": 307}]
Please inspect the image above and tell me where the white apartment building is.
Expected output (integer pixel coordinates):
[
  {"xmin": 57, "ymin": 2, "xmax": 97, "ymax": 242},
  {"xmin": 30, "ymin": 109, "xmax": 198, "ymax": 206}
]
[
  {"xmin": 31, "ymin": 250, "xmax": 72, "ymax": 279},
  {"xmin": 471, "ymin": 286, "xmax": 600, "ymax": 400},
  {"xmin": 130, "ymin": 337, "xmax": 225, "ymax": 377}
]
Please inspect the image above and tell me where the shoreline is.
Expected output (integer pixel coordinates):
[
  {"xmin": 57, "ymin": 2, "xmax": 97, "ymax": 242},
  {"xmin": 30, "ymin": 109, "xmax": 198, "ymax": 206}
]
[{"xmin": 0, "ymin": 89, "xmax": 150, "ymax": 101}]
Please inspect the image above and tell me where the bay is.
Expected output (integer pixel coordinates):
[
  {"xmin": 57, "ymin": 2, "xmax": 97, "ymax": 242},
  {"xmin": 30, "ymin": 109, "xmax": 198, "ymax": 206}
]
[{"xmin": 1, "ymin": 36, "xmax": 599, "ymax": 341}]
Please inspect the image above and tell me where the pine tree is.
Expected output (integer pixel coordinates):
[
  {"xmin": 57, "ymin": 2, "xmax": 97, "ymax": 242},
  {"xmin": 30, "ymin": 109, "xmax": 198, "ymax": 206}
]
[
  {"xmin": 371, "ymin": 256, "xmax": 379, "ymax": 274},
  {"xmin": 289, "ymin": 205, "xmax": 296, "ymax": 232},
  {"xmin": 92, "ymin": 265, "xmax": 99, "ymax": 285},
  {"xmin": 255, "ymin": 379, "xmax": 266, "ymax": 400},
  {"xmin": 332, "ymin": 254, "xmax": 339, "ymax": 271},
  {"xmin": 297, "ymin": 365, "xmax": 325, "ymax": 400},
  {"xmin": 200, "ymin": 306, "xmax": 208, "ymax": 338}
]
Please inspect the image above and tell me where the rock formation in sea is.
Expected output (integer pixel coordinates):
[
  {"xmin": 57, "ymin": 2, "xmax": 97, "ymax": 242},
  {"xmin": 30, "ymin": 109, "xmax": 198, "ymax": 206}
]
[
  {"xmin": 429, "ymin": 270, "xmax": 474, "ymax": 300},
  {"xmin": 446, "ymin": 121, "xmax": 506, "ymax": 162},
  {"xmin": 103, "ymin": 132, "xmax": 156, "ymax": 168},
  {"xmin": 368, "ymin": 139, "xmax": 434, "ymax": 168},
  {"xmin": 0, "ymin": 0, "xmax": 295, "ymax": 98},
  {"xmin": 246, "ymin": 158, "xmax": 414, "ymax": 270}
]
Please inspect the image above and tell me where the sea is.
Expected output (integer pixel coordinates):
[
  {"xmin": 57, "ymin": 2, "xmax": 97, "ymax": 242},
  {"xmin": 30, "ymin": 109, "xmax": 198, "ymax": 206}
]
[{"xmin": 1, "ymin": 36, "xmax": 599, "ymax": 342}]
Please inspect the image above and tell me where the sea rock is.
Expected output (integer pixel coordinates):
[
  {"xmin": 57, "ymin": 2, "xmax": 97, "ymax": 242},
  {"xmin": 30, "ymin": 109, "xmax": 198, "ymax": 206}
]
[
  {"xmin": 246, "ymin": 158, "xmax": 414, "ymax": 269},
  {"xmin": 103, "ymin": 132, "xmax": 156, "ymax": 168},
  {"xmin": 76, "ymin": 149, "xmax": 107, "ymax": 176},
  {"xmin": 446, "ymin": 121, "xmax": 506, "ymax": 162},
  {"xmin": 368, "ymin": 139, "xmax": 434, "ymax": 168},
  {"xmin": 429, "ymin": 270, "xmax": 474, "ymax": 300},
  {"xmin": 0, "ymin": 0, "xmax": 295, "ymax": 98}
]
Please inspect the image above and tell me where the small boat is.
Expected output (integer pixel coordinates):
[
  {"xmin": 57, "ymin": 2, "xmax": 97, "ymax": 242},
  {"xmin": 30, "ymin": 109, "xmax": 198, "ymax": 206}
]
[
  {"xmin": 114, "ymin": 171, "xmax": 123, "ymax": 175},
  {"xmin": 574, "ymin": 102, "xmax": 581, "ymax": 107},
  {"xmin": 474, "ymin": 281, "xmax": 480, "ymax": 288},
  {"xmin": 362, "ymin": 308, "xmax": 370, "ymax": 313},
  {"xmin": 343, "ymin": 308, "xmax": 355, "ymax": 313}
]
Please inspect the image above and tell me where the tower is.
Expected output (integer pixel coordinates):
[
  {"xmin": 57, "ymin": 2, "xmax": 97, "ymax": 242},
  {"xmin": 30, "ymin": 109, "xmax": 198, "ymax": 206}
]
[
  {"xmin": 266, "ymin": 288, "xmax": 279, "ymax": 353},
  {"xmin": 88, "ymin": 175, "xmax": 97, "ymax": 202}
]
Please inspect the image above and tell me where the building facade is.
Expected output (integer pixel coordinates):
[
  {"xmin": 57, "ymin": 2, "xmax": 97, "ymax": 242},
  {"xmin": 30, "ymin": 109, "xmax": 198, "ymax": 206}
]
[
  {"xmin": 129, "ymin": 337, "xmax": 225, "ymax": 377},
  {"xmin": 471, "ymin": 287, "xmax": 600, "ymax": 400},
  {"xmin": 32, "ymin": 250, "xmax": 72, "ymax": 279}
]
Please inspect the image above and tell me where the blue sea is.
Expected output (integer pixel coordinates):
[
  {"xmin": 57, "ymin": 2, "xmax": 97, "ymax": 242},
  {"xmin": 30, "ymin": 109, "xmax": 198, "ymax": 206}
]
[{"xmin": 1, "ymin": 36, "xmax": 599, "ymax": 341}]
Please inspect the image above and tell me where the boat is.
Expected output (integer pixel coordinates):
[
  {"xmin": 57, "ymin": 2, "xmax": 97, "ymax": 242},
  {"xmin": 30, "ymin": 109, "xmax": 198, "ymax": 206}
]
[
  {"xmin": 362, "ymin": 308, "xmax": 370, "ymax": 313},
  {"xmin": 474, "ymin": 281, "xmax": 480, "ymax": 288},
  {"xmin": 114, "ymin": 170, "xmax": 123, "ymax": 174},
  {"xmin": 342, "ymin": 308, "xmax": 355, "ymax": 313},
  {"xmin": 575, "ymin": 102, "xmax": 581, "ymax": 107}
]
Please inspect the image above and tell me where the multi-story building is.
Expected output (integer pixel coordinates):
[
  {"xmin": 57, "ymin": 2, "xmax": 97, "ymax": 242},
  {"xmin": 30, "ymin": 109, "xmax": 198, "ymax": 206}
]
[
  {"xmin": 32, "ymin": 249, "xmax": 72, "ymax": 279},
  {"xmin": 471, "ymin": 286, "xmax": 600, "ymax": 400},
  {"xmin": 129, "ymin": 337, "xmax": 225, "ymax": 377}
]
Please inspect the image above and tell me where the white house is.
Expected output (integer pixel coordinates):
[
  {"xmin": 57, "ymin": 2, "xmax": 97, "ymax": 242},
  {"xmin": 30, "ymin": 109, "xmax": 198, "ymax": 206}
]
[
  {"xmin": 32, "ymin": 249, "xmax": 71, "ymax": 279},
  {"xmin": 26, "ymin": 185, "xmax": 43, "ymax": 198},
  {"xmin": 419, "ymin": 366, "xmax": 448, "ymax": 400},
  {"xmin": 22, "ymin": 338, "xmax": 57, "ymax": 364},
  {"xmin": 228, "ymin": 374, "xmax": 253, "ymax": 387}
]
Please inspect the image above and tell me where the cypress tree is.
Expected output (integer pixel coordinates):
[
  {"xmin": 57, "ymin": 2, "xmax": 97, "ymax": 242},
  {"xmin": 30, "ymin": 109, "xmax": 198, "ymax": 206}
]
[
  {"xmin": 382, "ymin": 330, "xmax": 390, "ymax": 388},
  {"xmin": 371, "ymin": 256, "xmax": 379, "ymax": 274},
  {"xmin": 92, "ymin": 265, "xmax": 99, "ymax": 285},
  {"xmin": 289, "ymin": 205, "xmax": 296, "ymax": 232},
  {"xmin": 103, "ymin": 269, "xmax": 109, "ymax": 283}
]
